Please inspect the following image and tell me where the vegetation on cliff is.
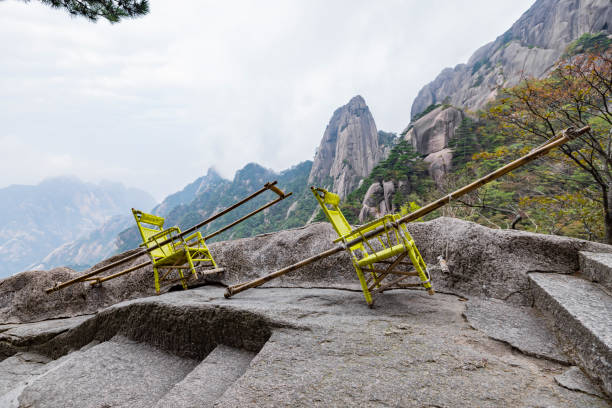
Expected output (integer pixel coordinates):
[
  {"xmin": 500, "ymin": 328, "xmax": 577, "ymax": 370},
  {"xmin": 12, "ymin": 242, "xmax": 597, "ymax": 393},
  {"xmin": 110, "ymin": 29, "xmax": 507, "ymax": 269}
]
[
  {"xmin": 487, "ymin": 50, "xmax": 612, "ymax": 242},
  {"xmin": 337, "ymin": 47, "xmax": 611, "ymax": 244}
]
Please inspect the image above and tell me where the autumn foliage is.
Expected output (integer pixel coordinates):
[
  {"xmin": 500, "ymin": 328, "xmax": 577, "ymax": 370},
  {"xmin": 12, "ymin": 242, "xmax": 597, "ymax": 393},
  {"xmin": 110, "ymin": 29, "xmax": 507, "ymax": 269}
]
[{"xmin": 489, "ymin": 50, "xmax": 612, "ymax": 242}]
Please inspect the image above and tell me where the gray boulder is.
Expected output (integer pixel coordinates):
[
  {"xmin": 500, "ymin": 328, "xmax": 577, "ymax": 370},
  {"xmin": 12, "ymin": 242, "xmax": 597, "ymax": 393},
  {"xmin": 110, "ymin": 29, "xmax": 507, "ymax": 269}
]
[
  {"xmin": 0, "ymin": 249, "xmax": 152, "ymax": 324},
  {"xmin": 358, "ymin": 180, "xmax": 396, "ymax": 222},
  {"xmin": 2, "ymin": 218, "xmax": 611, "ymax": 324},
  {"xmin": 405, "ymin": 106, "xmax": 463, "ymax": 156},
  {"xmin": 407, "ymin": 217, "xmax": 612, "ymax": 305}
]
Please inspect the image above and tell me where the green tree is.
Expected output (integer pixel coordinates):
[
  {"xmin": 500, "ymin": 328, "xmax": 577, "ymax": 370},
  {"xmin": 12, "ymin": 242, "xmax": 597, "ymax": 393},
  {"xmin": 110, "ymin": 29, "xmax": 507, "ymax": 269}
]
[
  {"xmin": 489, "ymin": 50, "xmax": 612, "ymax": 243},
  {"xmin": 25, "ymin": 0, "xmax": 149, "ymax": 23}
]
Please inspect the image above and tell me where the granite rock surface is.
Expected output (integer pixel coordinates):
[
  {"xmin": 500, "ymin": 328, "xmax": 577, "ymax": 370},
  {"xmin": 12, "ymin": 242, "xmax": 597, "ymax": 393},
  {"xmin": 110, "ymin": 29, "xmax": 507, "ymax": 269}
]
[
  {"xmin": 0, "ymin": 286, "xmax": 608, "ymax": 407},
  {"xmin": 464, "ymin": 297, "xmax": 569, "ymax": 364},
  {"xmin": 2, "ymin": 218, "xmax": 611, "ymax": 324}
]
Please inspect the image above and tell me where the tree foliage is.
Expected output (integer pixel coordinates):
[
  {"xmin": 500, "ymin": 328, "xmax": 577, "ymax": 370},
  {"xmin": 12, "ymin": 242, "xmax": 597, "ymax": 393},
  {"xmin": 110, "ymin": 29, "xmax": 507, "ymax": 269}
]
[
  {"xmin": 27, "ymin": 0, "xmax": 149, "ymax": 23},
  {"xmin": 488, "ymin": 49, "xmax": 612, "ymax": 242},
  {"xmin": 339, "ymin": 139, "xmax": 434, "ymax": 223}
]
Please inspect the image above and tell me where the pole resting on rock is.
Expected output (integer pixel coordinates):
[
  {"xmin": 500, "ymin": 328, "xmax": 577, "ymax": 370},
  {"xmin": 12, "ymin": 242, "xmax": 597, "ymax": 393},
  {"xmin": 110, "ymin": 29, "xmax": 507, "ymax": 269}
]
[
  {"xmin": 45, "ymin": 181, "xmax": 292, "ymax": 294},
  {"xmin": 224, "ymin": 126, "xmax": 590, "ymax": 302}
]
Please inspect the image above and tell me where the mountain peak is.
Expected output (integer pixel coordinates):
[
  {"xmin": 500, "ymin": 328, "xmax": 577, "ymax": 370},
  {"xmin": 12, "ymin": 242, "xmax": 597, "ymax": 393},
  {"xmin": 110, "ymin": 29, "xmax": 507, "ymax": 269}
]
[
  {"xmin": 410, "ymin": 0, "xmax": 611, "ymax": 119},
  {"xmin": 308, "ymin": 95, "xmax": 381, "ymax": 198},
  {"xmin": 348, "ymin": 95, "xmax": 366, "ymax": 107},
  {"xmin": 204, "ymin": 167, "xmax": 223, "ymax": 181},
  {"xmin": 234, "ymin": 163, "xmax": 275, "ymax": 184}
]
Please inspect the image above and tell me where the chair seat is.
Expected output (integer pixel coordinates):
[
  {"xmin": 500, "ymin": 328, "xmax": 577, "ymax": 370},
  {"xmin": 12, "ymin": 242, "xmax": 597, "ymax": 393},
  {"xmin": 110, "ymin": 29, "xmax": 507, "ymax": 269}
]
[
  {"xmin": 356, "ymin": 243, "xmax": 406, "ymax": 267},
  {"xmin": 153, "ymin": 247, "xmax": 211, "ymax": 266}
]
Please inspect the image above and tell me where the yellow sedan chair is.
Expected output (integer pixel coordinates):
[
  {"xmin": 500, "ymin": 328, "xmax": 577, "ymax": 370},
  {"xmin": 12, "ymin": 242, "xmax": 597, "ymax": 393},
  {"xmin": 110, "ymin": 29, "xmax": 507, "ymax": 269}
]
[
  {"xmin": 311, "ymin": 187, "xmax": 433, "ymax": 307},
  {"xmin": 132, "ymin": 209, "xmax": 220, "ymax": 293}
]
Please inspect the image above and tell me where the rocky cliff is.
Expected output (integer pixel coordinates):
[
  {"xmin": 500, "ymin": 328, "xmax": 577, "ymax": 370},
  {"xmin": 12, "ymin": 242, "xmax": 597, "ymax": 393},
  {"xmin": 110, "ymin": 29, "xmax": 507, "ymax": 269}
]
[
  {"xmin": 357, "ymin": 107, "xmax": 462, "ymax": 221},
  {"xmin": 411, "ymin": 0, "xmax": 612, "ymax": 118},
  {"xmin": 405, "ymin": 106, "xmax": 464, "ymax": 183},
  {"xmin": 308, "ymin": 95, "xmax": 381, "ymax": 198},
  {"xmin": 357, "ymin": 0, "xmax": 612, "ymax": 223}
]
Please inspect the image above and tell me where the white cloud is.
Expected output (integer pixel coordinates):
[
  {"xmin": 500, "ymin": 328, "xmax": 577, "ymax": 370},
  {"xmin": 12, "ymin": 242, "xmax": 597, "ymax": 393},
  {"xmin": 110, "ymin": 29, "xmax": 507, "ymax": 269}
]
[{"xmin": 0, "ymin": 0, "xmax": 536, "ymax": 200}]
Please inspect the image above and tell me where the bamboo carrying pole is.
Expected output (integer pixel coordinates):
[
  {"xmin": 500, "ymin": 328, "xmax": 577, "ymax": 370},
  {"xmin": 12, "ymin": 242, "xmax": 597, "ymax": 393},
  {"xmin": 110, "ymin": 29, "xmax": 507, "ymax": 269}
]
[
  {"xmin": 205, "ymin": 193, "xmax": 292, "ymax": 241},
  {"xmin": 224, "ymin": 126, "xmax": 590, "ymax": 298},
  {"xmin": 45, "ymin": 181, "xmax": 290, "ymax": 294},
  {"xmin": 224, "ymin": 246, "xmax": 344, "ymax": 297}
]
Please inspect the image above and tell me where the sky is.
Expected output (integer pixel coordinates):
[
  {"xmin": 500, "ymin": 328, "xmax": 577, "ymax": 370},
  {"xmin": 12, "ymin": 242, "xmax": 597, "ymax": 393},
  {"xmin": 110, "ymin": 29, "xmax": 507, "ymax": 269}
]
[{"xmin": 0, "ymin": 0, "xmax": 536, "ymax": 201}]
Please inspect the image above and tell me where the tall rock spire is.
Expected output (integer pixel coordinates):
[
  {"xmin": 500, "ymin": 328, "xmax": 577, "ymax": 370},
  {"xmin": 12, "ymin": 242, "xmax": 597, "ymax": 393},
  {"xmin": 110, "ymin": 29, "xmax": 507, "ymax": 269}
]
[{"xmin": 308, "ymin": 95, "xmax": 380, "ymax": 198}]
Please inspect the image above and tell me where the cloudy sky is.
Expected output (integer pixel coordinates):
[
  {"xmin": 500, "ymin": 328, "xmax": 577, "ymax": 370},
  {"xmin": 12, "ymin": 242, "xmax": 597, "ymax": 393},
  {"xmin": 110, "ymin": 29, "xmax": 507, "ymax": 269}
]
[{"xmin": 1, "ymin": 0, "xmax": 535, "ymax": 201}]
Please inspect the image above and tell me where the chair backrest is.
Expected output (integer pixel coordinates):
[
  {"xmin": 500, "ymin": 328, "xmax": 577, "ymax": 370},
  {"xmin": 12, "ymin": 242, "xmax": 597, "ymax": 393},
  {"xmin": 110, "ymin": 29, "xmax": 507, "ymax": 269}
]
[
  {"xmin": 311, "ymin": 187, "xmax": 375, "ymax": 255},
  {"xmin": 311, "ymin": 187, "xmax": 353, "ymax": 237},
  {"xmin": 131, "ymin": 208, "xmax": 175, "ymax": 258},
  {"xmin": 312, "ymin": 187, "xmax": 406, "ymax": 257}
]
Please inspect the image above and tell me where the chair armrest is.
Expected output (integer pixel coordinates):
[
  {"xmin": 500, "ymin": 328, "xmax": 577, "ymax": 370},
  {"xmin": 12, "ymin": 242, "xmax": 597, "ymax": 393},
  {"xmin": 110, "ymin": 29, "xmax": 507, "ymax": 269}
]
[
  {"xmin": 184, "ymin": 231, "xmax": 202, "ymax": 241},
  {"xmin": 184, "ymin": 231, "xmax": 204, "ymax": 243},
  {"xmin": 147, "ymin": 227, "xmax": 181, "ymax": 242},
  {"xmin": 332, "ymin": 215, "xmax": 396, "ymax": 243}
]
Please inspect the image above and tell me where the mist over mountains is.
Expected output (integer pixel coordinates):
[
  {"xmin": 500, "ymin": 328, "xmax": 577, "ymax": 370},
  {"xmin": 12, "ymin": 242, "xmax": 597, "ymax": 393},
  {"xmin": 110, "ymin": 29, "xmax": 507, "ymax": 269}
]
[{"xmin": 0, "ymin": 177, "xmax": 154, "ymax": 276}]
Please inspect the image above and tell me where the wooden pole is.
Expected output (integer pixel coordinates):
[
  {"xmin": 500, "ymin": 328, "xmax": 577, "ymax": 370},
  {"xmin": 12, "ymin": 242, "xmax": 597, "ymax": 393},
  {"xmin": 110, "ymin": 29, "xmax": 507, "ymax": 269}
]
[
  {"xmin": 223, "ymin": 126, "xmax": 589, "ymax": 298},
  {"xmin": 45, "ymin": 253, "xmax": 149, "ymax": 293},
  {"xmin": 88, "ymin": 261, "xmax": 152, "ymax": 285},
  {"xmin": 178, "ymin": 181, "xmax": 286, "ymax": 240},
  {"xmin": 205, "ymin": 193, "xmax": 293, "ymax": 241},
  {"xmin": 45, "ymin": 181, "xmax": 290, "ymax": 294},
  {"xmin": 395, "ymin": 126, "xmax": 589, "ymax": 224},
  {"xmin": 224, "ymin": 246, "xmax": 344, "ymax": 298}
]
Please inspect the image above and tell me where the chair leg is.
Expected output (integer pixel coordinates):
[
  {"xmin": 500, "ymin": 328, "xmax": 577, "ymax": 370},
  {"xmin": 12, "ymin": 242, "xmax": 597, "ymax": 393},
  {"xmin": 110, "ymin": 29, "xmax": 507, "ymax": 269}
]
[
  {"xmin": 208, "ymin": 250, "xmax": 218, "ymax": 268},
  {"xmin": 400, "ymin": 227, "xmax": 435, "ymax": 295},
  {"xmin": 406, "ymin": 243, "xmax": 434, "ymax": 294},
  {"xmin": 153, "ymin": 266, "xmax": 160, "ymax": 294},
  {"xmin": 186, "ymin": 252, "xmax": 198, "ymax": 280},
  {"xmin": 178, "ymin": 269, "xmax": 188, "ymax": 290},
  {"xmin": 352, "ymin": 260, "xmax": 374, "ymax": 307}
]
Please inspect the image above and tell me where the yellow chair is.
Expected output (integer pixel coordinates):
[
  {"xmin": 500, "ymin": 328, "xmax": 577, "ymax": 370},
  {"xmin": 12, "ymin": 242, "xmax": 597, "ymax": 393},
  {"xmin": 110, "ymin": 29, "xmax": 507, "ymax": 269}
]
[
  {"xmin": 311, "ymin": 187, "xmax": 433, "ymax": 307},
  {"xmin": 132, "ymin": 208, "xmax": 220, "ymax": 293}
]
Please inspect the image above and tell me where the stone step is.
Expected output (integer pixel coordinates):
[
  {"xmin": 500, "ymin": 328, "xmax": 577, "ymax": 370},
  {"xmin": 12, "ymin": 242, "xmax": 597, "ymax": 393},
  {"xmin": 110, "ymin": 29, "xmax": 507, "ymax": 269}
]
[
  {"xmin": 529, "ymin": 272, "xmax": 612, "ymax": 398},
  {"xmin": 579, "ymin": 251, "xmax": 612, "ymax": 292},
  {"xmin": 0, "ymin": 352, "xmax": 53, "ymax": 408},
  {"xmin": 154, "ymin": 344, "xmax": 256, "ymax": 408},
  {"xmin": 18, "ymin": 337, "xmax": 199, "ymax": 408}
]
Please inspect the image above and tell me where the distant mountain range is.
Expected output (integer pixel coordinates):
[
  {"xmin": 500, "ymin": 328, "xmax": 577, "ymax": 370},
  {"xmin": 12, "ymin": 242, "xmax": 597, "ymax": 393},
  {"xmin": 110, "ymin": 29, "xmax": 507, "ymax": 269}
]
[
  {"xmin": 0, "ymin": 177, "xmax": 154, "ymax": 277},
  {"xmin": 117, "ymin": 161, "xmax": 317, "ymax": 252}
]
